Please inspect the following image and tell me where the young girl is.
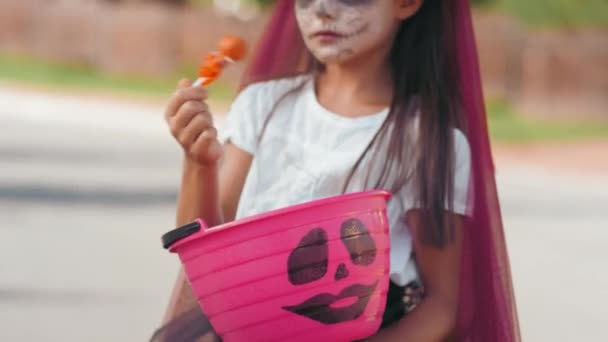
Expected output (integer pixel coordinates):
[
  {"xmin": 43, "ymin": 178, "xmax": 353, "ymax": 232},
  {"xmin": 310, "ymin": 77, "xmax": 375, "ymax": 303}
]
[{"xmin": 154, "ymin": 0, "xmax": 520, "ymax": 341}]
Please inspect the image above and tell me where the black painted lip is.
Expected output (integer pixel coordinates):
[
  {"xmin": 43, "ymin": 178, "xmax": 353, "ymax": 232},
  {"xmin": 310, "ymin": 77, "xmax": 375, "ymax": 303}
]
[{"xmin": 282, "ymin": 281, "xmax": 379, "ymax": 325}]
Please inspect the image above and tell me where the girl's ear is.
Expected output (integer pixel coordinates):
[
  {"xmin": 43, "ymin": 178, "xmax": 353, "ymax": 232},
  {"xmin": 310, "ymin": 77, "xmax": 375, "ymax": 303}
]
[{"xmin": 394, "ymin": 0, "xmax": 424, "ymax": 20}]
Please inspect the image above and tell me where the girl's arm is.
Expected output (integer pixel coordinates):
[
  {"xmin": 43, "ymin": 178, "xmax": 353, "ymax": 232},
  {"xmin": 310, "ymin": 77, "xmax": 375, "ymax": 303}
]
[
  {"xmin": 367, "ymin": 210, "xmax": 464, "ymax": 342},
  {"xmin": 163, "ymin": 143, "xmax": 253, "ymax": 322}
]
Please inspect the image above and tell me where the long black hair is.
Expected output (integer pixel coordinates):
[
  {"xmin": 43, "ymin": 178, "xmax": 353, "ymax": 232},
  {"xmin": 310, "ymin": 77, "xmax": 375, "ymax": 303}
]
[
  {"xmin": 344, "ymin": 0, "xmax": 464, "ymax": 247},
  {"xmin": 254, "ymin": 0, "xmax": 464, "ymax": 247}
]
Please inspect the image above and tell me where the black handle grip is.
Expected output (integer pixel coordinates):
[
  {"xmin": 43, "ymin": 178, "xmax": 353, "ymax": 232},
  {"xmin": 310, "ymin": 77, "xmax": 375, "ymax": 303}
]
[{"xmin": 162, "ymin": 221, "xmax": 202, "ymax": 250}]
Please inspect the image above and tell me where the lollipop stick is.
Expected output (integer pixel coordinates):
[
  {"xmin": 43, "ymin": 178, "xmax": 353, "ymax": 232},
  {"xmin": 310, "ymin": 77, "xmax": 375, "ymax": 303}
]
[
  {"xmin": 191, "ymin": 36, "xmax": 246, "ymax": 88},
  {"xmin": 192, "ymin": 77, "xmax": 208, "ymax": 87}
]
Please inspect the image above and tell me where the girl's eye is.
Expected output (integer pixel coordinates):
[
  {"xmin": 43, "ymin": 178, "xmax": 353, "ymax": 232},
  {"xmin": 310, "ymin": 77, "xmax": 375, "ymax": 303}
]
[{"xmin": 296, "ymin": 0, "xmax": 374, "ymax": 9}]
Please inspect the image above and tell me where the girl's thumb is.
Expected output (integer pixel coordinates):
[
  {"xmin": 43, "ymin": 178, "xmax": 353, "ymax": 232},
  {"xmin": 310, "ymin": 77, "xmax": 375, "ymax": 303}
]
[{"xmin": 177, "ymin": 78, "xmax": 192, "ymax": 89}]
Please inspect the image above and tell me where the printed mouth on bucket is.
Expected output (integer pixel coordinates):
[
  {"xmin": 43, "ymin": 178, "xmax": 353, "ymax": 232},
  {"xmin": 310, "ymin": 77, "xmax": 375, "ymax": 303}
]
[{"xmin": 282, "ymin": 281, "xmax": 379, "ymax": 325}]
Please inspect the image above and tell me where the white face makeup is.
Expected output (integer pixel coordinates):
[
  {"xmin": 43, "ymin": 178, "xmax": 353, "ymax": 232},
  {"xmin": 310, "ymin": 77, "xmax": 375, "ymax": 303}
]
[{"xmin": 295, "ymin": 0, "xmax": 400, "ymax": 64}]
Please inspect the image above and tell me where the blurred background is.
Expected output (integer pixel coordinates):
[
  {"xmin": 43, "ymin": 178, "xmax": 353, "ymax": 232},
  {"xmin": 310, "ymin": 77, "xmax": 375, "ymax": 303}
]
[{"xmin": 0, "ymin": 0, "xmax": 606, "ymax": 341}]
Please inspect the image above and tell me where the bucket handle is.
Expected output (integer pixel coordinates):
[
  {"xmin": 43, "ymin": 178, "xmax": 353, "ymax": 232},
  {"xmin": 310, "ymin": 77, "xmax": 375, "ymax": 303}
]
[{"xmin": 161, "ymin": 218, "xmax": 209, "ymax": 250}]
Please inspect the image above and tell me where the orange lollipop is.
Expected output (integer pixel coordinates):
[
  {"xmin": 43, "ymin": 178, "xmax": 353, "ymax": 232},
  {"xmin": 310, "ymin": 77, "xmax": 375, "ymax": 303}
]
[
  {"xmin": 218, "ymin": 35, "xmax": 247, "ymax": 62},
  {"xmin": 193, "ymin": 35, "xmax": 247, "ymax": 87},
  {"xmin": 197, "ymin": 55, "xmax": 224, "ymax": 83}
]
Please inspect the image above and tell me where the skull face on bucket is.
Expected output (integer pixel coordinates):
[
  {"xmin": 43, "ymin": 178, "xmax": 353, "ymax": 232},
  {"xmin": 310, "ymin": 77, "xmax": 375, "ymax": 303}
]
[
  {"xmin": 166, "ymin": 191, "xmax": 391, "ymax": 341},
  {"xmin": 283, "ymin": 218, "xmax": 379, "ymax": 324}
]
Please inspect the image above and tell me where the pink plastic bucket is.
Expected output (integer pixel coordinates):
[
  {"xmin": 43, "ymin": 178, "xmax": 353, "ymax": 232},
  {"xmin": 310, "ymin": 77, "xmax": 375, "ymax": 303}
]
[{"xmin": 162, "ymin": 190, "xmax": 391, "ymax": 342}]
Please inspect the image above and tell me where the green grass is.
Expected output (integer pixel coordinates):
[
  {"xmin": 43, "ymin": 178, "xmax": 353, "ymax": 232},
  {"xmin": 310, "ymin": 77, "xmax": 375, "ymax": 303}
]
[
  {"xmin": 480, "ymin": 0, "xmax": 608, "ymax": 28},
  {"xmin": 0, "ymin": 54, "xmax": 236, "ymax": 103},
  {"xmin": 2, "ymin": 53, "xmax": 607, "ymax": 143},
  {"xmin": 486, "ymin": 100, "xmax": 608, "ymax": 143}
]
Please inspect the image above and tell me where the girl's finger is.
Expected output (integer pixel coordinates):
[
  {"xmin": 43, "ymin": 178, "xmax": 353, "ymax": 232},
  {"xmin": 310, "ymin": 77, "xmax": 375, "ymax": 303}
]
[
  {"xmin": 177, "ymin": 78, "xmax": 192, "ymax": 90},
  {"xmin": 177, "ymin": 115, "xmax": 212, "ymax": 149},
  {"xmin": 164, "ymin": 86, "xmax": 208, "ymax": 122},
  {"xmin": 170, "ymin": 102, "xmax": 211, "ymax": 137},
  {"xmin": 191, "ymin": 127, "xmax": 221, "ymax": 161}
]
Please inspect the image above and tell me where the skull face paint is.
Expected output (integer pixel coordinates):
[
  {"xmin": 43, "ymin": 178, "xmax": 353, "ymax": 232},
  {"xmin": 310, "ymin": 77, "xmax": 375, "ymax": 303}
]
[
  {"xmin": 295, "ymin": 0, "xmax": 400, "ymax": 64},
  {"xmin": 283, "ymin": 218, "xmax": 379, "ymax": 325}
]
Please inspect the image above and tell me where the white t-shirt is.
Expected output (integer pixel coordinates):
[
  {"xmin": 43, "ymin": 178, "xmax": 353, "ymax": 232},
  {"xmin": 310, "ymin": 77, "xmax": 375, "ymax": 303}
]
[{"xmin": 220, "ymin": 75, "xmax": 471, "ymax": 286}]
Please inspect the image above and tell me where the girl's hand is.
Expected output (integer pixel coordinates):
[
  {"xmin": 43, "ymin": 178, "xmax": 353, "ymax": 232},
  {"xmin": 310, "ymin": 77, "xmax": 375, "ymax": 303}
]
[{"xmin": 165, "ymin": 79, "xmax": 222, "ymax": 167}]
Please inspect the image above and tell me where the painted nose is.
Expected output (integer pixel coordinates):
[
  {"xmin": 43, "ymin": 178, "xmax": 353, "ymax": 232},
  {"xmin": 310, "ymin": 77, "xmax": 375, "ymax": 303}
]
[
  {"xmin": 314, "ymin": 0, "xmax": 337, "ymax": 20},
  {"xmin": 334, "ymin": 262, "xmax": 349, "ymax": 281}
]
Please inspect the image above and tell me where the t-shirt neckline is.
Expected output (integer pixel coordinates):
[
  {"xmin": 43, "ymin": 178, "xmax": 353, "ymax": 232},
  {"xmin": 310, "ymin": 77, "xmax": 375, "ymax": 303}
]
[{"xmin": 304, "ymin": 78, "xmax": 389, "ymax": 126}]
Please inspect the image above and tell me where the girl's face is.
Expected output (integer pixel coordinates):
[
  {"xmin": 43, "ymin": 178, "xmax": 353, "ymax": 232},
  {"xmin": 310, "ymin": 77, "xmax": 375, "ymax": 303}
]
[{"xmin": 295, "ymin": 0, "xmax": 405, "ymax": 64}]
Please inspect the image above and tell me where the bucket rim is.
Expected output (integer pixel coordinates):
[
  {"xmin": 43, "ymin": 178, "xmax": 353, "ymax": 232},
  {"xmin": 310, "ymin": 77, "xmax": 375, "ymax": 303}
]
[{"xmin": 162, "ymin": 190, "xmax": 391, "ymax": 251}]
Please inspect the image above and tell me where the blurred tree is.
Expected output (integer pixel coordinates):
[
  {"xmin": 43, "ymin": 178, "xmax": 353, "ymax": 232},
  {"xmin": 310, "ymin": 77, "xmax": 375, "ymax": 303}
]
[{"xmin": 250, "ymin": 0, "xmax": 275, "ymax": 7}]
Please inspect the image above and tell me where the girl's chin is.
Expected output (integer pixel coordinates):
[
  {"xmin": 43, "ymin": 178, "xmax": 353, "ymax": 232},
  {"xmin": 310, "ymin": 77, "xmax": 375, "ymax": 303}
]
[{"xmin": 311, "ymin": 50, "xmax": 358, "ymax": 65}]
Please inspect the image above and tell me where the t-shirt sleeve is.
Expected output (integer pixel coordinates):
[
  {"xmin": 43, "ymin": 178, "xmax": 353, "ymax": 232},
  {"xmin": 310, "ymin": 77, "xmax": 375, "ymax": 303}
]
[
  {"xmin": 219, "ymin": 76, "xmax": 307, "ymax": 155},
  {"xmin": 219, "ymin": 83, "xmax": 266, "ymax": 155},
  {"xmin": 451, "ymin": 129, "xmax": 472, "ymax": 216}
]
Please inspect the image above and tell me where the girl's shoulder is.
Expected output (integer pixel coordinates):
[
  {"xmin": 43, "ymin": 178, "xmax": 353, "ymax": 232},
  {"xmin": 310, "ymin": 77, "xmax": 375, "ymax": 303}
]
[{"xmin": 221, "ymin": 75, "xmax": 312, "ymax": 154}]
